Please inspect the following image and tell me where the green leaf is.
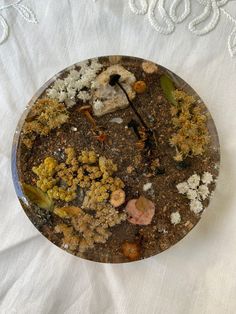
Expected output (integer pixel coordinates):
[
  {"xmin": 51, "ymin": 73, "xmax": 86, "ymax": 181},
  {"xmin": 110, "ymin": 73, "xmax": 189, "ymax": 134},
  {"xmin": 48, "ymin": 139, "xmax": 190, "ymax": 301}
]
[
  {"xmin": 22, "ymin": 183, "xmax": 53, "ymax": 211},
  {"xmin": 160, "ymin": 75, "xmax": 177, "ymax": 106}
]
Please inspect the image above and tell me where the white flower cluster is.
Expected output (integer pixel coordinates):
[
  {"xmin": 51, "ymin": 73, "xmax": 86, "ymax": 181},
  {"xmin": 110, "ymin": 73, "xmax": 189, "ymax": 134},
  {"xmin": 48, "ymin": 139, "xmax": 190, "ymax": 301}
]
[
  {"xmin": 176, "ymin": 172, "xmax": 213, "ymax": 214},
  {"xmin": 47, "ymin": 59, "xmax": 103, "ymax": 107},
  {"xmin": 170, "ymin": 211, "xmax": 181, "ymax": 225},
  {"xmin": 143, "ymin": 182, "xmax": 152, "ymax": 191}
]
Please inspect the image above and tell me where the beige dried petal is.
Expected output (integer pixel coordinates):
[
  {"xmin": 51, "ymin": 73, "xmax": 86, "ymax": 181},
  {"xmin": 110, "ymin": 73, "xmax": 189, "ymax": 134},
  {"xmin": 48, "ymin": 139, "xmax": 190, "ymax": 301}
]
[
  {"xmin": 110, "ymin": 189, "xmax": 126, "ymax": 207},
  {"xmin": 142, "ymin": 61, "xmax": 158, "ymax": 74},
  {"xmin": 135, "ymin": 196, "xmax": 152, "ymax": 212},
  {"xmin": 109, "ymin": 56, "xmax": 122, "ymax": 64}
]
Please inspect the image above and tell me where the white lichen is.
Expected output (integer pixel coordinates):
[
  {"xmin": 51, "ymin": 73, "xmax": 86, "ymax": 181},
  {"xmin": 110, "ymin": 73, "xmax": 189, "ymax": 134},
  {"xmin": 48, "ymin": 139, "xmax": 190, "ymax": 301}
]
[
  {"xmin": 187, "ymin": 174, "xmax": 201, "ymax": 189},
  {"xmin": 176, "ymin": 182, "xmax": 189, "ymax": 194},
  {"xmin": 77, "ymin": 91, "xmax": 91, "ymax": 102},
  {"xmin": 143, "ymin": 182, "xmax": 152, "ymax": 191},
  {"xmin": 190, "ymin": 199, "xmax": 203, "ymax": 214},
  {"xmin": 186, "ymin": 189, "xmax": 198, "ymax": 200},
  {"xmin": 198, "ymin": 184, "xmax": 209, "ymax": 200},
  {"xmin": 170, "ymin": 211, "xmax": 181, "ymax": 225},
  {"xmin": 176, "ymin": 172, "xmax": 214, "ymax": 215},
  {"xmin": 202, "ymin": 172, "xmax": 213, "ymax": 185}
]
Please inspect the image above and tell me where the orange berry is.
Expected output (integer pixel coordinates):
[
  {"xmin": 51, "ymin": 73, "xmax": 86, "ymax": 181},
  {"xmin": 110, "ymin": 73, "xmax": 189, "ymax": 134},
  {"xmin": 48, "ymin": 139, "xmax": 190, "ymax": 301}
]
[
  {"xmin": 133, "ymin": 81, "xmax": 147, "ymax": 94},
  {"xmin": 121, "ymin": 242, "xmax": 141, "ymax": 261}
]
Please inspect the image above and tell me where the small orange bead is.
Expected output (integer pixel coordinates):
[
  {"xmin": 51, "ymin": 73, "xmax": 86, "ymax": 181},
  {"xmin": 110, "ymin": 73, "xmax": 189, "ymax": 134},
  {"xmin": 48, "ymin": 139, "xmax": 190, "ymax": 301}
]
[
  {"xmin": 133, "ymin": 80, "xmax": 147, "ymax": 94},
  {"xmin": 96, "ymin": 133, "xmax": 107, "ymax": 143}
]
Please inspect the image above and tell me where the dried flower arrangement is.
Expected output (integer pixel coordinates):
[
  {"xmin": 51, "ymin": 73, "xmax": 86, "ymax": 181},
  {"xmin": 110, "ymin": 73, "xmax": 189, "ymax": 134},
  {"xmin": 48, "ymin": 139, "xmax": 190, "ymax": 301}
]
[{"xmin": 15, "ymin": 56, "xmax": 220, "ymax": 263}]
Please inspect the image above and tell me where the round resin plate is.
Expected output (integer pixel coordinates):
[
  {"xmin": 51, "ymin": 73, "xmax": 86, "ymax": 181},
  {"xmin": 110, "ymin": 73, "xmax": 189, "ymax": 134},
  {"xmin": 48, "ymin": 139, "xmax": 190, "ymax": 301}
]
[{"xmin": 12, "ymin": 56, "xmax": 220, "ymax": 263}]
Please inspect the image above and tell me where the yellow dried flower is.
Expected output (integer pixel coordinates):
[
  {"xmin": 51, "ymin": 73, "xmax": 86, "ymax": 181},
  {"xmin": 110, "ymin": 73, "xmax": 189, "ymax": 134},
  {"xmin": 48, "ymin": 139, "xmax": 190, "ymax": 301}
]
[
  {"xmin": 99, "ymin": 156, "xmax": 117, "ymax": 179},
  {"xmin": 170, "ymin": 90, "xmax": 210, "ymax": 161},
  {"xmin": 22, "ymin": 98, "xmax": 69, "ymax": 149},
  {"xmin": 32, "ymin": 147, "xmax": 125, "ymax": 208},
  {"xmin": 78, "ymin": 150, "xmax": 97, "ymax": 164}
]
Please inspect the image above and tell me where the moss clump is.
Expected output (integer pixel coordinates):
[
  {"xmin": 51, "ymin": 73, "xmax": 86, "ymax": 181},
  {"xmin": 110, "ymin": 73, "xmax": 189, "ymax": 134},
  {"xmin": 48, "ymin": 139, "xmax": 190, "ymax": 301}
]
[
  {"xmin": 22, "ymin": 98, "xmax": 69, "ymax": 149},
  {"xmin": 169, "ymin": 90, "xmax": 210, "ymax": 161}
]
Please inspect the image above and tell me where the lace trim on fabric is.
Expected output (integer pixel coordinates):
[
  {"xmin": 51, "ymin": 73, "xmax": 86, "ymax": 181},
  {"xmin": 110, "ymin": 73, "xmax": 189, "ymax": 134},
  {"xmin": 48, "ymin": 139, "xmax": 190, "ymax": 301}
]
[
  {"xmin": 128, "ymin": 0, "xmax": 236, "ymax": 57},
  {"xmin": 0, "ymin": 0, "xmax": 37, "ymax": 44}
]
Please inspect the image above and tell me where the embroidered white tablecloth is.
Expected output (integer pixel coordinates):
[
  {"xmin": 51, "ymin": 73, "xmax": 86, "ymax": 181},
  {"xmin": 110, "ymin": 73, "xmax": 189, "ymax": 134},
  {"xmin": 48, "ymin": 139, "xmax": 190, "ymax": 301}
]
[{"xmin": 1, "ymin": 1, "xmax": 236, "ymax": 313}]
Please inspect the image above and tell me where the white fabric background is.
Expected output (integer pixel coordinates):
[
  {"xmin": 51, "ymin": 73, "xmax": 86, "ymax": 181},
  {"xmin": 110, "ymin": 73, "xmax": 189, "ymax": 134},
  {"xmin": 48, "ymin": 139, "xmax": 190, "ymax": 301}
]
[{"xmin": 0, "ymin": 1, "xmax": 236, "ymax": 313}]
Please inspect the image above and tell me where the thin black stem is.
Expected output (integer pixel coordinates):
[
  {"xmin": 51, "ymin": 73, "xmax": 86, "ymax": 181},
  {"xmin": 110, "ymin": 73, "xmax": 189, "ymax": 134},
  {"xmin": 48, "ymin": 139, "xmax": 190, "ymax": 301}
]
[{"xmin": 116, "ymin": 82, "xmax": 149, "ymax": 130}]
